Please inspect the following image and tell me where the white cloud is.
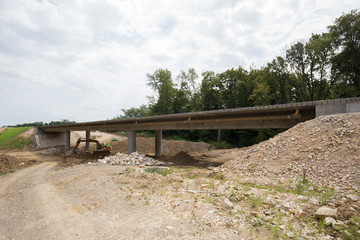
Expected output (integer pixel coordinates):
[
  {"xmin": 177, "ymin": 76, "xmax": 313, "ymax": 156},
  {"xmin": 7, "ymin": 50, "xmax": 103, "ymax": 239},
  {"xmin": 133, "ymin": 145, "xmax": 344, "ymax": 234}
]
[{"xmin": 0, "ymin": 0, "xmax": 357, "ymax": 125}]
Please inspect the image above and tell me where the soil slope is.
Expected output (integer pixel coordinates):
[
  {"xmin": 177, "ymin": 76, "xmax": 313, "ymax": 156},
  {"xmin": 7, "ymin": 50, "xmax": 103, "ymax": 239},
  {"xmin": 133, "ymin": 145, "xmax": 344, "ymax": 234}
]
[{"xmin": 224, "ymin": 113, "xmax": 360, "ymax": 188}]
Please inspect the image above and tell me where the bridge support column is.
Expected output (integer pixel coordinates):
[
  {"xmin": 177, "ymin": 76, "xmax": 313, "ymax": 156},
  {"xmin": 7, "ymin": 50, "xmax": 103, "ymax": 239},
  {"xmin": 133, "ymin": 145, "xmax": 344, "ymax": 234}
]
[
  {"xmin": 65, "ymin": 131, "xmax": 71, "ymax": 151},
  {"xmin": 155, "ymin": 130, "xmax": 162, "ymax": 158},
  {"xmin": 128, "ymin": 130, "xmax": 136, "ymax": 154},
  {"xmin": 85, "ymin": 131, "xmax": 90, "ymax": 151}
]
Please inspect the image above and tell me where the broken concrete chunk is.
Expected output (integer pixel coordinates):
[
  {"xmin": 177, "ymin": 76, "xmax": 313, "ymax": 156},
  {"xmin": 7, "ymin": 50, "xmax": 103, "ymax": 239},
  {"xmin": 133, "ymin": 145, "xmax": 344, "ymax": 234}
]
[
  {"xmin": 224, "ymin": 198, "xmax": 234, "ymax": 208},
  {"xmin": 347, "ymin": 194, "xmax": 359, "ymax": 202},
  {"xmin": 325, "ymin": 217, "xmax": 336, "ymax": 226},
  {"xmin": 295, "ymin": 208, "xmax": 304, "ymax": 218},
  {"xmin": 315, "ymin": 206, "xmax": 337, "ymax": 219}
]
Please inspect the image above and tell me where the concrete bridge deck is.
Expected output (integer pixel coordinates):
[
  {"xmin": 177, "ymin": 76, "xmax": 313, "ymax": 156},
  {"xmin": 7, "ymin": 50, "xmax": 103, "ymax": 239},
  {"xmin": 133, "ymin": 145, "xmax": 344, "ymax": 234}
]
[{"xmin": 36, "ymin": 97, "xmax": 360, "ymax": 157}]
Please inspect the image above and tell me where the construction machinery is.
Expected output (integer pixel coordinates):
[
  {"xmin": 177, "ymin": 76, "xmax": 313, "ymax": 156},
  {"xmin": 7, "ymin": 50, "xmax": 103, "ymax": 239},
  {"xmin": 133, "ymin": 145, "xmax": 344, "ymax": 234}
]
[{"xmin": 72, "ymin": 138, "xmax": 111, "ymax": 155}]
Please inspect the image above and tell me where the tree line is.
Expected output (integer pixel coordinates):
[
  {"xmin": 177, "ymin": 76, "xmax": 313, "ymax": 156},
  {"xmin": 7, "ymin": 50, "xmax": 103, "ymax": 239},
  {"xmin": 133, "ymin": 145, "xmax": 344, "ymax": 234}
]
[
  {"xmin": 116, "ymin": 10, "xmax": 359, "ymax": 148},
  {"xmin": 4, "ymin": 119, "xmax": 76, "ymax": 128}
]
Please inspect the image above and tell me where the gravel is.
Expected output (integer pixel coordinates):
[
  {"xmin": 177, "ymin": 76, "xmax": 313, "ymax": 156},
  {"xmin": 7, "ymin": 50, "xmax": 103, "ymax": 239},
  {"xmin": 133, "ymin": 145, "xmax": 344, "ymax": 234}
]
[{"xmin": 98, "ymin": 152, "xmax": 165, "ymax": 166}]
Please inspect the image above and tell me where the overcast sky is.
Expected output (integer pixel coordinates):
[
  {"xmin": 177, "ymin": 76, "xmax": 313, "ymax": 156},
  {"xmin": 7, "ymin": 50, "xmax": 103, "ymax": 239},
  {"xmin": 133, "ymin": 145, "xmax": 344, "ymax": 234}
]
[{"xmin": 0, "ymin": 0, "xmax": 357, "ymax": 126}]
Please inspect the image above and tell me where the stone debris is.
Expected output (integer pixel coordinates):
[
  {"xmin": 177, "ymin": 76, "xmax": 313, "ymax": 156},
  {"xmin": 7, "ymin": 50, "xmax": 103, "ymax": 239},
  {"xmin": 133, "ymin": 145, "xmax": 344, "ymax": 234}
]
[
  {"xmin": 223, "ymin": 198, "xmax": 234, "ymax": 209},
  {"xmin": 325, "ymin": 217, "xmax": 336, "ymax": 226},
  {"xmin": 347, "ymin": 194, "xmax": 359, "ymax": 202},
  {"xmin": 224, "ymin": 113, "xmax": 360, "ymax": 188},
  {"xmin": 40, "ymin": 147, "xmax": 61, "ymax": 155},
  {"xmin": 98, "ymin": 152, "xmax": 164, "ymax": 166},
  {"xmin": 315, "ymin": 206, "xmax": 338, "ymax": 219}
]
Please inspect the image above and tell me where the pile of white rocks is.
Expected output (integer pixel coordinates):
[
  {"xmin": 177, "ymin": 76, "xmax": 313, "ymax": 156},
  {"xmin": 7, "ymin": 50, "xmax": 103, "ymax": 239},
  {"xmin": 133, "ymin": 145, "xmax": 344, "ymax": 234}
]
[{"xmin": 98, "ymin": 152, "xmax": 164, "ymax": 166}]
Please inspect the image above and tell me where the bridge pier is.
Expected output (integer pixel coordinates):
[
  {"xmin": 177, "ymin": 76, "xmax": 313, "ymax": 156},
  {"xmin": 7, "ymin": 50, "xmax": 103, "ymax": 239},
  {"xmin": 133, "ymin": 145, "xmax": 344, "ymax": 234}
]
[
  {"xmin": 65, "ymin": 131, "xmax": 71, "ymax": 151},
  {"xmin": 128, "ymin": 130, "xmax": 136, "ymax": 154},
  {"xmin": 155, "ymin": 130, "xmax": 162, "ymax": 158},
  {"xmin": 85, "ymin": 131, "xmax": 90, "ymax": 151}
]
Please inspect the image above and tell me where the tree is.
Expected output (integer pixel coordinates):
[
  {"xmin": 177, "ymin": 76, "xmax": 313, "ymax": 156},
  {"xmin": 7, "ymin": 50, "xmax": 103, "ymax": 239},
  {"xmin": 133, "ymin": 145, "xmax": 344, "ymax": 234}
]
[
  {"xmin": 286, "ymin": 41, "xmax": 310, "ymax": 101},
  {"xmin": 328, "ymin": 9, "xmax": 360, "ymax": 96},
  {"xmin": 200, "ymin": 71, "xmax": 223, "ymax": 110},
  {"xmin": 147, "ymin": 69, "xmax": 176, "ymax": 115},
  {"xmin": 305, "ymin": 33, "xmax": 332, "ymax": 100},
  {"xmin": 218, "ymin": 67, "xmax": 249, "ymax": 108},
  {"xmin": 114, "ymin": 105, "xmax": 149, "ymax": 119},
  {"xmin": 267, "ymin": 56, "xmax": 292, "ymax": 103},
  {"xmin": 174, "ymin": 68, "xmax": 200, "ymax": 112}
]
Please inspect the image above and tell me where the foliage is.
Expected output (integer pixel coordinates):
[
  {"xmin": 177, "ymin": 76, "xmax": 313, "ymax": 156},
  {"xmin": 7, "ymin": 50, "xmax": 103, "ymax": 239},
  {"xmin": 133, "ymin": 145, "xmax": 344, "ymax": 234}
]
[
  {"xmin": 114, "ymin": 105, "xmax": 149, "ymax": 119},
  {"xmin": 0, "ymin": 127, "xmax": 32, "ymax": 149},
  {"xmin": 115, "ymin": 9, "xmax": 359, "ymax": 147}
]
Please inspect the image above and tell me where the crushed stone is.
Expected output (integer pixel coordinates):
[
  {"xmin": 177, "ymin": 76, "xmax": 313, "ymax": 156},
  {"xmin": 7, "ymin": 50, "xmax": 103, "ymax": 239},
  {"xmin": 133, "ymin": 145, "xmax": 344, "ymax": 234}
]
[
  {"xmin": 224, "ymin": 113, "xmax": 360, "ymax": 189},
  {"xmin": 98, "ymin": 152, "xmax": 164, "ymax": 166}
]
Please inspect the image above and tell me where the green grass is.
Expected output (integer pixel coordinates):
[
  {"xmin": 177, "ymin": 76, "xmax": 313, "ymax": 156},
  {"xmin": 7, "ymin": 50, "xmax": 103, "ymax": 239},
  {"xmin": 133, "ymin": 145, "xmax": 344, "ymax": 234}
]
[
  {"xmin": 144, "ymin": 167, "xmax": 173, "ymax": 176},
  {"xmin": 0, "ymin": 127, "xmax": 32, "ymax": 149}
]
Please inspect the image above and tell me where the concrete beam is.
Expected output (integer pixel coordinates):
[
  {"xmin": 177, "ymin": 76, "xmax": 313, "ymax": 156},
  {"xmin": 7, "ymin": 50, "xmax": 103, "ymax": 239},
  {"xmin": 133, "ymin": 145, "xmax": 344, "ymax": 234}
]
[
  {"xmin": 155, "ymin": 130, "xmax": 162, "ymax": 158},
  {"xmin": 128, "ymin": 130, "xmax": 136, "ymax": 154},
  {"xmin": 65, "ymin": 131, "xmax": 71, "ymax": 151},
  {"xmin": 85, "ymin": 131, "xmax": 90, "ymax": 151}
]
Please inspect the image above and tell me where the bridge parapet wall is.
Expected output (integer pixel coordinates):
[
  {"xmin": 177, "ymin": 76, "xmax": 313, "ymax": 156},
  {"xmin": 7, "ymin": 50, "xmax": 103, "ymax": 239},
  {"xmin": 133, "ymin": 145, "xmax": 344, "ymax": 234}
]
[{"xmin": 315, "ymin": 99, "xmax": 360, "ymax": 117}]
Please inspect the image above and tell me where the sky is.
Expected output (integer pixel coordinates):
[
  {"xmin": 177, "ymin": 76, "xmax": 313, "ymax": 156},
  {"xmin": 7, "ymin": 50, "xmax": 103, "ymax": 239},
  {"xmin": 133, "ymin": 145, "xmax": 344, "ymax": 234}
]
[{"xmin": 0, "ymin": 0, "xmax": 357, "ymax": 126}]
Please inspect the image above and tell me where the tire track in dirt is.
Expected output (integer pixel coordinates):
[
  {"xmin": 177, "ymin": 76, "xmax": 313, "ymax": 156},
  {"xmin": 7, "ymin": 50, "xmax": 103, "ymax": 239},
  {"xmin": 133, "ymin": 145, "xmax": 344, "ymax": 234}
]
[{"xmin": 0, "ymin": 162, "xmax": 104, "ymax": 240}]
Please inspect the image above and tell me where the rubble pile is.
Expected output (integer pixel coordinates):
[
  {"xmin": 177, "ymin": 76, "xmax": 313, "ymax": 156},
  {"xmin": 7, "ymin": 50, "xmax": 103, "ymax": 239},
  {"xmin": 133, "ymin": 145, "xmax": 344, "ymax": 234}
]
[
  {"xmin": 224, "ymin": 113, "xmax": 360, "ymax": 188},
  {"xmin": 98, "ymin": 152, "xmax": 164, "ymax": 166}
]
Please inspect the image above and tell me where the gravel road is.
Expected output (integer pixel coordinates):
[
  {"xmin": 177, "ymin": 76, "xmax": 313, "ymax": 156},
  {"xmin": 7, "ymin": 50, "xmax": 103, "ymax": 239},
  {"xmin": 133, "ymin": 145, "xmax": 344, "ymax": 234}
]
[{"xmin": 0, "ymin": 162, "xmax": 233, "ymax": 240}]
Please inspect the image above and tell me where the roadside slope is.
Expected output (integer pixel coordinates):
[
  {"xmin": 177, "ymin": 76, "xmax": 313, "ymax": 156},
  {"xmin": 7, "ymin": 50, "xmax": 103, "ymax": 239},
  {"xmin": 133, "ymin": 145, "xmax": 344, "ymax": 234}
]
[{"xmin": 224, "ymin": 113, "xmax": 360, "ymax": 188}]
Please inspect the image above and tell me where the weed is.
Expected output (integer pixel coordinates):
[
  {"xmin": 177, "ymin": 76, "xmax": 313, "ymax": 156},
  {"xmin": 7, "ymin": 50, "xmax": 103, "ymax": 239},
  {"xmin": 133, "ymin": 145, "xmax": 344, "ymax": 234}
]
[
  {"xmin": 317, "ymin": 218, "xmax": 326, "ymax": 234},
  {"xmin": 294, "ymin": 180, "xmax": 306, "ymax": 195},
  {"xmin": 205, "ymin": 195, "xmax": 216, "ymax": 204},
  {"xmin": 111, "ymin": 138, "xmax": 119, "ymax": 142},
  {"xmin": 338, "ymin": 216, "xmax": 360, "ymax": 240},
  {"xmin": 189, "ymin": 211, "xmax": 197, "ymax": 224},
  {"xmin": 249, "ymin": 195, "xmax": 263, "ymax": 209},
  {"xmin": 319, "ymin": 186, "xmax": 335, "ymax": 205},
  {"xmin": 271, "ymin": 225, "xmax": 281, "ymax": 239},
  {"xmin": 194, "ymin": 196, "xmax": 198, "ymax": 202},
  {"xmin": 214, "ymin": 172, "xmax": 225, "ymax": 181},
  {"xmin": 187, "ymin": 174, "xmax": 196, "ymax": 179},
  {"xmin": 144, "ymin": 167, "xmax": 172, "ymax": 176}
]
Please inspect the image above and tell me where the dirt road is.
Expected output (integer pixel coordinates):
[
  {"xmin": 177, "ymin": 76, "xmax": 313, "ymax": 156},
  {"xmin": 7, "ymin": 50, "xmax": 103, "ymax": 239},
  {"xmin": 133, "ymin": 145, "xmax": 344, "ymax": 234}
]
[{"xmin": 0, "ymin": 161, "xmax": 244, "ymax": 240}]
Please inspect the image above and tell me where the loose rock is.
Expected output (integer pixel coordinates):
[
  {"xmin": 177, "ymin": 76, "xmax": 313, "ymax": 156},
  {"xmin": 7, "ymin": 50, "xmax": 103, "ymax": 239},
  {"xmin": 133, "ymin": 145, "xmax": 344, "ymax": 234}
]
[
  {"xmin": 315, "ymin": 207, "xmax": 337, "ymax": 219},
  {"xmin": 98, "ymin": 152, "xmax": 164, "ymax": 166}
]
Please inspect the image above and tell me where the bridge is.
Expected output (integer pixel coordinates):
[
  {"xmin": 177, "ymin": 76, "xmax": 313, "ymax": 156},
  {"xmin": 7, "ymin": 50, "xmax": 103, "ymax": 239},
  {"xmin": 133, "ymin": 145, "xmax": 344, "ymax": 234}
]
[{"xmin": 36, "ymin": 97, "xmax": 360, "ymax": 157}]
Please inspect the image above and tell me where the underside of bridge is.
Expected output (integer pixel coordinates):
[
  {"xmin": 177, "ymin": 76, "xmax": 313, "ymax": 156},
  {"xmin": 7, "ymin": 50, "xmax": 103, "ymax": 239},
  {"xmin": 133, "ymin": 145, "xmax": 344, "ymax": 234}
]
[{"xmin": 36, "ymin": 97, "xmax": 360, "ymax": 157}]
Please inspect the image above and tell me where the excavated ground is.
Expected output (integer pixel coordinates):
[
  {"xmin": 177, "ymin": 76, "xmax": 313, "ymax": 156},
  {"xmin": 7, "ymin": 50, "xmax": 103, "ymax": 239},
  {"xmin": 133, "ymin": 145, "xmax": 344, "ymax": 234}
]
[{"xmin": 0, "ymin": 113, "xmax": 359, "ymax": 239}]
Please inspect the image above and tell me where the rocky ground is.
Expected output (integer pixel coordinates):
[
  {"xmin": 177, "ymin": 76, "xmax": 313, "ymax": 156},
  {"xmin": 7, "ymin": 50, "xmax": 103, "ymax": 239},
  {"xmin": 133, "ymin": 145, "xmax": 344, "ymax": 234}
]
[{"xmin": 0, "ymin": 113, "xmax": 359, "ymax": 239}]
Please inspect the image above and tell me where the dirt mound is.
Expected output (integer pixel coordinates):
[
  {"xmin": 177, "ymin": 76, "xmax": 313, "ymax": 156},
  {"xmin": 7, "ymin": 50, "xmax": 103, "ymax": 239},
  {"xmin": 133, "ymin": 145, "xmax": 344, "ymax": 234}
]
[
  {"xmin": 110, "ymin": 137, "xmax": 214, "ymax": 157},
  {"xmin": 224, "ymin": 113, "xmax": 360, "ymax": 188},
  {"xmin": 169, "ymin": 151, "xmax": 198, "ymax": 165},
  {"xmin": 0, "ymin": 153, "xmax": 38, "ymax": 174}
]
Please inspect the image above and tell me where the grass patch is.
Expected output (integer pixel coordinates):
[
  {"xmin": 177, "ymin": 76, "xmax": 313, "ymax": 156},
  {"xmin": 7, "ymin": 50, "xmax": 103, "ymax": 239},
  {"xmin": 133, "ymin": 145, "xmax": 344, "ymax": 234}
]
[
  {"xmin": 338, "ymin": 216, "xmax": 360, "ymax": 240},
  {"xmin": 144, "ymin": 167, "xmax": 173, "ymax": 176},
  {"xmin": 0, "ymin": 127, "xmax": 32, "ymax": 150}
]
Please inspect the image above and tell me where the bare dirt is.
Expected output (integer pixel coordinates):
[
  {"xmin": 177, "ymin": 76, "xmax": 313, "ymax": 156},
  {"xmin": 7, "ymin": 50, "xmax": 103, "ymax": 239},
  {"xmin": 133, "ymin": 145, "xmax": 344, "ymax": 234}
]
[
  {"xmin": 110, "ymin": 137, "xmax": 214, "ymax": 158},
  {"xmin": 0, "ymin": 113, "xmax": 359, "ymax": 239}
]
